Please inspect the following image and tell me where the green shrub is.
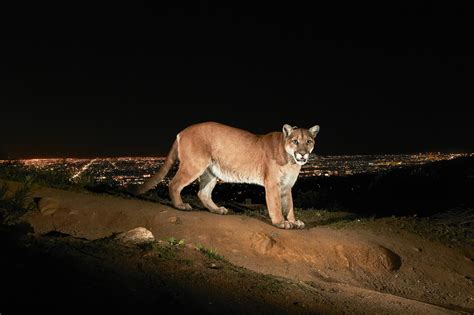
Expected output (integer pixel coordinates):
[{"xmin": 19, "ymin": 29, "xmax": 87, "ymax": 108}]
[{"xmin": 195, "ymin": 243, "xmax": 224, "ymax": 261}]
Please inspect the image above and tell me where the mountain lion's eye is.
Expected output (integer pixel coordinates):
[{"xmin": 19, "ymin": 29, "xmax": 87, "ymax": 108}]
[
  {"xmin": 292, "ymin": 139, "xmax": 299, "ymax": 145},
  {"xmin": 306, "ymin": 139, "xmax": 313, "ymax": 145}
]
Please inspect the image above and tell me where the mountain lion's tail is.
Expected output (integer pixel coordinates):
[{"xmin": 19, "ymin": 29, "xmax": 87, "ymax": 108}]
[{"xmin": 135, "ymin": 140, "xmax": 178, "ymax": 195}]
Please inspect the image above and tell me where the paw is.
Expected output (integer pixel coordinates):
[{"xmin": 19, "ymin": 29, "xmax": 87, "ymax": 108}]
[
  {"xmin": 273, "ymin": 220, "xmax": 295, "ymax": 230},
  {"xmin": 292, "ymin": 220, "xmax": 305, "ymax": 229},
  {"xmin": 175, "ymin": 203, "xmax": 192, "ymax": 211},
  {"xmin": 216, "ymin": 206, "xmax": 229, "ymax": 215},
  {"xmin": 209, "ymin": 206, "xmax": 228, "ymax": 215}
]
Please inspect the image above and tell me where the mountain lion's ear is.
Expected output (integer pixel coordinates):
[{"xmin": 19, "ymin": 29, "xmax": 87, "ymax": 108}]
[
  {"xmin": 283, "ymin": 124, "xmax": 293, "ymax": 138},
  {"xmin": 309, "ymin": 125, "xmax": 320, "ymax": 138}
]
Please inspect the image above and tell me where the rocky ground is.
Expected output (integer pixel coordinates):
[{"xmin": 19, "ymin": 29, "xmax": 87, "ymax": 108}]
[{"xmin": 1, "ymin": 180, "xmax": 473, "ymax": 314}]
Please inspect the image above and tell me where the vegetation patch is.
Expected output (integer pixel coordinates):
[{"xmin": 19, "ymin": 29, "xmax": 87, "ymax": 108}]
[
  {"xmin": 167, "ymin": 237, "xmax": 186, "ymax": 247},
  {"xmin": 0, "ymin": 178, "xmax": 35, "ymax": 224},
  {"xmin": 195, "ymin": 243, "xmax": 225, "ymax": 261}
]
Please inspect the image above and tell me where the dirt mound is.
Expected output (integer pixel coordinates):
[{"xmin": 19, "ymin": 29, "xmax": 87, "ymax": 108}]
[
  {"xmin": 17, "ymin": 183, "xmax": 474, "ymax": 313},
  {"xmin": 334, "ymin": 243, "xmax": 401, "ymax": 271}
]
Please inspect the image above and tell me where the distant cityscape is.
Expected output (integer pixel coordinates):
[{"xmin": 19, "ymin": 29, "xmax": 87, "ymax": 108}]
[{"xmin": 1, "ymin": 153, "xmax": 471, "ymax": 188}]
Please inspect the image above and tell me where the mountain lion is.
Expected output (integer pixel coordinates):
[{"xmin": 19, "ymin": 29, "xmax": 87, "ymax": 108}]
[{"xmin": 136, "ymin": 122, "xmax": 320, "ymax": 229}]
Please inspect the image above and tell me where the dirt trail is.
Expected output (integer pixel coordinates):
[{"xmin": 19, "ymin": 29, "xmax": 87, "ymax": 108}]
[{"xmin": 23, "ymin": 184, "xmax": 474, "ymax": 313}]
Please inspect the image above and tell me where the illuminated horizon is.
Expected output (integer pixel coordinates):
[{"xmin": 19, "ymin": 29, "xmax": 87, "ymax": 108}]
[{"xmin": 1, "ymin": 151, "xmax": 473, "ymax": 162}]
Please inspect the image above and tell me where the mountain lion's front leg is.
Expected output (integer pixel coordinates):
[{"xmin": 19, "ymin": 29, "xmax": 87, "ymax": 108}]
[
  {"xmin": 281, "ymin": 188, "xmax": 305, "ymax": 229},
  {"xmin": 265, "ymin": 181, "xmax": 294, "ymax": 229}
]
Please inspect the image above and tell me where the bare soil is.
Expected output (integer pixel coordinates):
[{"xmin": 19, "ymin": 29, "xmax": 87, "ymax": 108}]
[{"xmin": 2, "ymin": 181, "xmax": 474, "ymax": 314}]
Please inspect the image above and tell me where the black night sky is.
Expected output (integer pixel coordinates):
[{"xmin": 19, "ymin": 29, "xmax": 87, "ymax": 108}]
[{"xmin": 0, "ymin": 2, "xmax": 473, "ymax": 158}]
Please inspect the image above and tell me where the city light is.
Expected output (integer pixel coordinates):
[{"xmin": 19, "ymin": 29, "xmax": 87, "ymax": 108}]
[{"xmin": 0, "ymin": 153, "xmax": 471, "ymax": 187}]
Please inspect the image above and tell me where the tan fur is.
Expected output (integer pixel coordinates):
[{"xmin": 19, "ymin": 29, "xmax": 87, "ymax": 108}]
[{"xmin": 136, "ymin": 122, "xmax": 320, "ymax": 229}]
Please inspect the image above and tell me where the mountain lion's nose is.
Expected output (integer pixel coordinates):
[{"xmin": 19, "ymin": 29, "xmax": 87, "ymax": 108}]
[{"xmin": 296, "ymin": 152, "xmax": 307, "ymax": 158}]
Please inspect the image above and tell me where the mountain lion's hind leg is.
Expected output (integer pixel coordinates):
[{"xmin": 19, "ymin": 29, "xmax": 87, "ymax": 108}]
[
  {"xmin": 169, "ymin": 159, "xmax": 207, "ymax": 211},
  {"xmin": 197, "ymin": 169, "xmax": 228, "ymax": 215}
]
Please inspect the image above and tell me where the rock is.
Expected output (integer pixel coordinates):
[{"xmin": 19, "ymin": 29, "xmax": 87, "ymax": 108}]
[
  {"xmin": 116, "ymin": 227, "xmax": 155, "ymax": 244},
  {"xmin": 208, "ymin": 263, "xmax": 222, "ymax": 269},
  {"xmin": 412, "ymin": 247, "xmax": 422, "ymax": 252},
  {"xmin": 168, "ymin": 216, "xmax": 181, "ymax": 224},
  {"xmin": 37, "ymin": 197, "xmax": 60, "ymax": 216}
]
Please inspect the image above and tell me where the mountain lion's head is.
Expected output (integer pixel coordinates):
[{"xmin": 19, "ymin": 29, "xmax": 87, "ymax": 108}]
[{"xmin": 283, "ymin": 124, "xmax": 320, "ymax": 165}]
